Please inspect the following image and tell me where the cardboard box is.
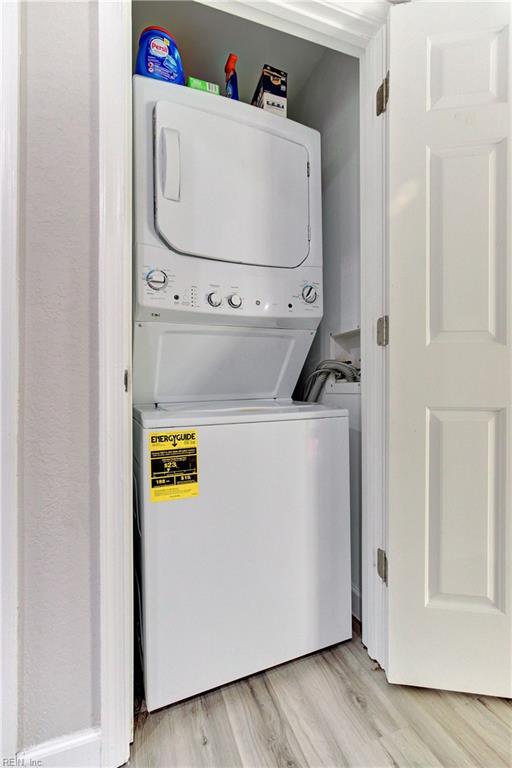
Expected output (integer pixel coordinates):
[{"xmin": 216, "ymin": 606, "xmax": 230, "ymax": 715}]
[{"xmin": 251, "ymin": 65, "xmax": 287, "ymax": 117}]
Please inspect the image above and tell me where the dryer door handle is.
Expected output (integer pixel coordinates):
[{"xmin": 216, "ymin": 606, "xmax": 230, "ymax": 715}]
[{"xmin": 159, "ymin": 127, "xmax": 181, "ymax": 202}]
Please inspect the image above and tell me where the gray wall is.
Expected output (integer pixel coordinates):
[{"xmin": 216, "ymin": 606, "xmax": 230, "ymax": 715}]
[
  {"xmin": 18, "ymin": 1, "xmax": 99, "ymax": 750},
  {"xmin": 293, "ymin": 51, "xmax": 362, "ymax": 616},
  {"xmin": 294, "ymin": 49, "xmax": 361, "ymax": 363}
]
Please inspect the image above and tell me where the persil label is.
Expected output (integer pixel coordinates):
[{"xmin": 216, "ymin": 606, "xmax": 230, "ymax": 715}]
[{"xmin": 150, "ymin": 37, "xmax": 169, "ymax": 58}]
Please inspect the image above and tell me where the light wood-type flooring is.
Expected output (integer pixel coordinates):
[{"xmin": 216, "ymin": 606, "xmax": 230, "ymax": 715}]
[{"xmin": 130, "ymin": 635, "xmax": 512, "ymax": 768}]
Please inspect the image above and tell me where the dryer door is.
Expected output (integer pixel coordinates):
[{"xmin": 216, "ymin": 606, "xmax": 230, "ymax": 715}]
[{"xmin": 153, "ymin": 100, "xmax": 311, "ymax": 268}]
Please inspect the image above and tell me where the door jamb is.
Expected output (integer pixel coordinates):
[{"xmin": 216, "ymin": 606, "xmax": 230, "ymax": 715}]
[
  {"xmin": 0, "ymin": 0, "xmax": 20, "ymax": 760},
  {"xmin": 98, "ymin": 2, "xmax": 133, "ymax": 767},
  {"xmin": 96, "ymin": 2, "xmax": 388, "ymax": 763},
  {"xmin": 360, "ymin": 23, "xmax": 389, "ymax": 669}
]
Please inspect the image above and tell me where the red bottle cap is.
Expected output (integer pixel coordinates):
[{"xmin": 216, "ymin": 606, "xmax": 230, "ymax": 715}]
[
  {"xmin": 225, "ymin": 53, "xmax": 238, "ymax": 76},
  {"xmin": 141, "ymin": 25, "xmax": 176, "ymax": 42}
]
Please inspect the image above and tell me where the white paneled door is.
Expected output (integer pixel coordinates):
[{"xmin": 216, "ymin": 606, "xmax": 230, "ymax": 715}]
[{"xmin": 388, "ymin": 2, "xmax": 512, "ymax": 696}]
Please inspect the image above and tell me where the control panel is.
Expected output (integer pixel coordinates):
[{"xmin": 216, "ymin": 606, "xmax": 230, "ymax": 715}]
[
  {"xmin": 139, "ymin": 266, "xmax": 320, "ymax": 317},
  {"xmin": 135, "ymin": 245, "xmax": 323, "ymax": 329}
]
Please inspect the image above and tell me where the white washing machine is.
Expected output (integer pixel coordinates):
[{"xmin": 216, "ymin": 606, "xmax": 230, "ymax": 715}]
[
  {"xmin": 132, "ymin": 77, "xmax": 352, "ymax": 711},
  {"xmin": 133, "ymin": 400, "xmax": 351, "ymax": 711}
]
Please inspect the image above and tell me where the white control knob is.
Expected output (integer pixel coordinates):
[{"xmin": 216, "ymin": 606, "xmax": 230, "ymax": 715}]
[
  {"xmin": 207, "ymin": 291, "xmax": 222, "ymax": 307},
  {"xmin": 302, "ymin": 285, "xmax": 318, "ymax": 304},
  {"xmin": 228, "ymin": 294, "xmax": 242, "ymax": 309},
  {"xmin": 146, "ymin": 269, "xmax": 168, "ymax": 291}
]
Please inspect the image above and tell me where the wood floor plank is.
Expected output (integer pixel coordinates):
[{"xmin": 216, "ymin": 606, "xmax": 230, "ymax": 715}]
[
  {"xmin": 264, "ymin": 655, "xmax": 354, "ymax": 767},
  {"xmin": 173, "ymin": 688, "xmax": 244, "ymax": 768},
  {"xmin": 411, "ymin": 689, "xmax": 510, "ymax": 767},
  {"xmin": 443, "ymin": 692, "xmax": 512, "ymax": 765},
  {"xmin": 475, "ymin": 695, "xmax": 512, "ymax": 730},
  {"xmin": 133, "ymin": 687, "xmax": 244, "ymax": 768},
  {"xmin": 130, "ymin": 708, "xmax": 175, "ymax": 768},
  {"xmin": 131, "ymin": 638, "xmax": 512, "ymax": 768},
  {"xmin": 342, "ymin": 642, "xmax": 476, "ymax": 767},
  {"xmin": 377, "ymin": 727, "xmax": 445, "ymax": 768},
  {"xmin": 346, "ymin": 640, "xmax": 509, "ymax": 768},
  {"xmin": 265, "ymin": 651, "xmax": 395, "ymax": 767},
  {"xmin": 221, "ymin": 672, "xmax": 309, "ymax": 768},
  {"xmin": 321, "ymin": 646, "xmax": 406, "ymax": 739}
]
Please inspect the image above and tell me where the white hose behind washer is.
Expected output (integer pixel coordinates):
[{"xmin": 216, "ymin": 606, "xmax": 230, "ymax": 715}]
[{"xmin": 303, "ymin": 359, "xmax": 360, "ymax": 402}]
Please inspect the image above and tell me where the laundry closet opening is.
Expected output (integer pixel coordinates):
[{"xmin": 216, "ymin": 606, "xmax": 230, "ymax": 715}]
[{"xmin": 131, "ymin": 0, "xmax": 362, "ymax": 717}]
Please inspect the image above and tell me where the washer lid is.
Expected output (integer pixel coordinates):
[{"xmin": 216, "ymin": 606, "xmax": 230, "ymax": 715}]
[
  {"xmin": 134, "ymin": 399, "xmax": 348, "ymax": 428},
  {"xmin": 153, "ymin": 99, "xmax": 311, "ymax": 268}
]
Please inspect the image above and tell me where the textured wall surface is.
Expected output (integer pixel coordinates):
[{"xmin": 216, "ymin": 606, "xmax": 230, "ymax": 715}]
[{"xmin": 18, "ymin": 1, "xmax": 99, "ymax": 750}]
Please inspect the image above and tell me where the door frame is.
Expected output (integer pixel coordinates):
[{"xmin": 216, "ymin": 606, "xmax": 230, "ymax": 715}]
[
  {"xmin": 97, "ymin": 2, "xmax": 133, "ymax": 767},
  {"xmin": 360, "ymin": 22, "xmax": 389, "ymax": 669},
  {"xmin": 97, "ymin": 1, "xmax": 388, "ymax": 763}
]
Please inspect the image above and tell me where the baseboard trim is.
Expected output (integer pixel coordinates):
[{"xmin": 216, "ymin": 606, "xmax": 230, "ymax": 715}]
[
  {"xmin": 352, "ymin": 584, "xmax": 362, "ymax": 622},
  {"xmin": 18, "ymin": 727, "xmax": 101, "ymax": 768}
]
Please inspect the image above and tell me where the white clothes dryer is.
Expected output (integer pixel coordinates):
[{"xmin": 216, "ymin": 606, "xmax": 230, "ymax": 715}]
[{"xmin": 133, "ymin": 75, "xmax": 323, "ymax": 403}]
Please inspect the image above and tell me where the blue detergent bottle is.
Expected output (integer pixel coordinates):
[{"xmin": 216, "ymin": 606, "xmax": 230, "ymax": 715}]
[{"xmin": 136, "ymin": 26, "xmax": 185, "ymax": 85}]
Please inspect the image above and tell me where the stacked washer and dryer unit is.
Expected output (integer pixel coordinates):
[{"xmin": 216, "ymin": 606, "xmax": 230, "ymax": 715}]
[{"xmin": 133, "ymin": 75, "xmax": 351, "ymax": 712}]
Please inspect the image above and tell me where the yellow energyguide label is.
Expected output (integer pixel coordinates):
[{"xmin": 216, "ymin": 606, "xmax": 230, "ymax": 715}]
[{"xmin": 148, "ymin": 429, "xmax": 199, "ymax": 502}]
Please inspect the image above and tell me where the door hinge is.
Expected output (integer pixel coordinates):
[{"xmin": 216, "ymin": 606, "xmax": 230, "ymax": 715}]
[
  {"xmin": 376, "ymin": 71, "xmax": 389, "ymax": 116},
  {"xmin": 124, "ymin": 369, "xmax": 129, "ymax": 393},
  {"xmin": 377, "ymin": 548, "xmax": 388, "ymax": 585},
  {"xmin": 307, "ymin": 161, "xmax": 311, "ymax": 177},
  {"xmin": 376, "ymin": 315, "xmax": 389, "ymax": 347}
]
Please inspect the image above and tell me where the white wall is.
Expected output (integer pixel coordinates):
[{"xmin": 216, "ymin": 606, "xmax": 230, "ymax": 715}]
[
  {"xmin": 293, "ymin": 50, "xmax": 362, "ymax": 616},
  {"xmin": 18, "ymin": 1, "xmax": 99, "ymax": 751}
]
